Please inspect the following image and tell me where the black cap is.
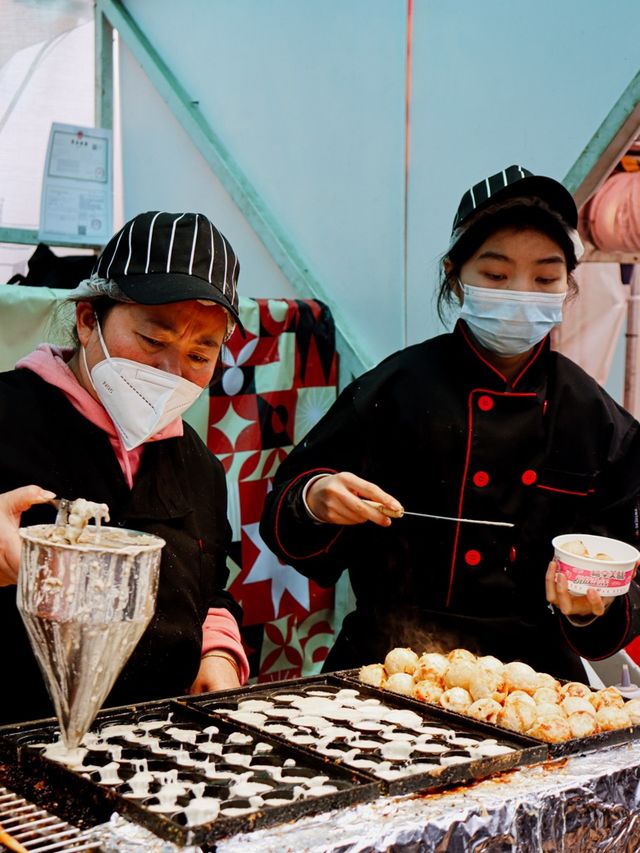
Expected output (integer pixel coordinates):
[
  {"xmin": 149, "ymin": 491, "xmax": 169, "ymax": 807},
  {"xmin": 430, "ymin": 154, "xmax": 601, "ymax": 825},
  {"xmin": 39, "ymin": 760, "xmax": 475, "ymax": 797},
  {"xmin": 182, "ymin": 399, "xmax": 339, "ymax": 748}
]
[
  {"xmin": 451, "ymin": 165, "xmax": 578, "ymax": 234},
  {"xmin": 93, "ymin": 211, "xmax": 242, "ymax": 328}
]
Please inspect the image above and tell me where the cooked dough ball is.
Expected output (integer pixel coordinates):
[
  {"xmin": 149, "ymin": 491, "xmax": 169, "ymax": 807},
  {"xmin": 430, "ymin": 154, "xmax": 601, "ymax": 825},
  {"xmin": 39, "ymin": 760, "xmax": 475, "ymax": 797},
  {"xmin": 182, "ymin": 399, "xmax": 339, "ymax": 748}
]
[
  {"xmin": 413, "ymin": 652, "xmax": 449, "ymax": 685},
  {"xmin": 536, "ymin": 702, "xmax": 564, "ymax": 721},
  {"xmin": 413, "ymin": 680, "xmax": 444, "ymax": 704},
  {"xmin": 504, "ymin": 661, "xmax": 540, "ymax": 694},
  {"xmin": 567, "ymin": 712, "xmax": 597, "ymax": 739},
  {"xmin": 505, "ymin": 690, "xmax": 536, "ymax": 708},
  {"xmin": 560, "ymin": 696, "xmax": 596, "ymax": 718},
  {"xmin": 477, "ymin": 655, "xmax": 505, "ymax": 677},
  {"xmin": 497, "ymin": 698, "xmax": 537, "ymax": 733},
  {"xmin": 589, "ymin": 686, "xmax": 625, "ymax": 710},
  {"xmin": 359, "ymin": 663, "xmax": 386, "ymax": 688},
  {"xmin": 468, "ymin": 697, "xmax": 502, "ymax": 725},
  {"xmin": 384, "ymin": 647, "xmax": 419, "ymax": 675},
  {"xmin": 444, "ymin": 659, "xmax": 477, "ymax": 691},
  {"xmin": 468, "ymin": 667, "xmax": 506, "ymax": 702},
  {"xmin": 597, "ymin": 705, "xmax": 631, "ymax": 731},
  {"xmin": 447, "ymin": 648, "xmax": 477, "ymax": 665},
  {"xmin": 385, "ymin": 672, "xmax": 415, "ymax": 696},
  {"xmin": 536, "ymin": 672, "xmax": 560, "ymax": 691},
  {"xmin": 440, "ymin": 687, "xmax": 473, "ymax": 714},
  {"xmin": 527, "ymin": 716, "xmax": 571, "ymax": 743},
  {"xmin": 623, "ymin": 698, "xmax": 640, "ymax": 725},
  {"xmin": 533, "ymin": 687, "xmax": 559, "ymax": 706},
  {"xmin": 558, "ymin": 681, "xmax": 592, "ymax": 700},
  {"xmin": 562, "ymin": 539, "xmax": 589, "ymax": 557}
]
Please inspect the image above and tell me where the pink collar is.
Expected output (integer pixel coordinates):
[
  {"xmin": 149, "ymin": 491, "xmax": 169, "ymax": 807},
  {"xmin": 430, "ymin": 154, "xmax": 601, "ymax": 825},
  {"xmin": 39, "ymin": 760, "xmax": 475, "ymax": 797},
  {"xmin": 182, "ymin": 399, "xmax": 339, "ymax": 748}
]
[{"xmin": 16, "ymin": 344, "xmax": 185, "ymax": 487}]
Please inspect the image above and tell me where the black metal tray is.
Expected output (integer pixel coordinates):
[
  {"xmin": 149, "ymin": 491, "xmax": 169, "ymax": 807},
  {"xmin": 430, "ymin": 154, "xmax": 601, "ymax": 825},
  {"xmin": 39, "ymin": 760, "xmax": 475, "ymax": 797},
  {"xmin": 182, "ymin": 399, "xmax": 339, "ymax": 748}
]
[
  {"xmin": 337, "ymin": 667, "xmax": 640, "ymax": 759},
  {"xmin": 0, "ymin": 698, "xmax": 380, "ymax": 850},
  {"xmin": 182, "ymin": 674, "xmax": 547, "ymax": 797}
]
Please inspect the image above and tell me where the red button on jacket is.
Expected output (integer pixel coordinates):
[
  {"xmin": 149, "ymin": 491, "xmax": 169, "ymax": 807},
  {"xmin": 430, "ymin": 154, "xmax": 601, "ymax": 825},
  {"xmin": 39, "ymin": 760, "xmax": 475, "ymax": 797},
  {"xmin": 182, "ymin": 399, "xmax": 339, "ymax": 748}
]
[
  {"xmin": 464, "ymin": 549, "xmax": 481, "ymax": 566},
  {"xmin": 473, "ymin": 471, "xmax": 490, "ymax": 488},
  {"xmin": 478, "ymin": 395, "xmax": 494, "ymax": 411},
  {"xmin": 521, "ymin": 469, "xmax": 537, "ymax": 486}
]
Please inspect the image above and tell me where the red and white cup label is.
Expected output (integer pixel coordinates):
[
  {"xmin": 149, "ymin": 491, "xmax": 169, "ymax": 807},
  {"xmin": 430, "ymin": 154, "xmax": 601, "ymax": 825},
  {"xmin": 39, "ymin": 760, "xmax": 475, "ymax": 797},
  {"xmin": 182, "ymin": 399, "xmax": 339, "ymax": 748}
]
[{"xmin": 556, "ymin": 559, "xmax": 632, "ymax": 594}]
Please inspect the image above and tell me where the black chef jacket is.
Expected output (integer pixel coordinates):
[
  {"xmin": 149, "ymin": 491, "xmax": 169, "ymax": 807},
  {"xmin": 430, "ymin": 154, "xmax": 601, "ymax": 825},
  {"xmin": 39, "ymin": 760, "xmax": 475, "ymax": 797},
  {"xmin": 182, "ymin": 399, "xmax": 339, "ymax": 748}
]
[
  {"xmin": 0, "ymin": 369, "xmax": 241, "ymax": 724},
  {"xmin": 260, "ymin": 321, "xmax": 640, "ymax": 680}
]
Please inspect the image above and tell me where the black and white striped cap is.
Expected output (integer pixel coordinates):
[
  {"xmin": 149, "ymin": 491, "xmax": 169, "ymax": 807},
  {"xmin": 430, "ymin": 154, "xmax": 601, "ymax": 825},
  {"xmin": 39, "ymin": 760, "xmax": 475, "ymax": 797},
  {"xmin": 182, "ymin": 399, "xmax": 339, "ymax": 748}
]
[
  {"xmin": 451, "ymin": 165, "xmax": 578, "ymax": 233},
  {"xmin": 93, "ymin": 211, "xmax": 241, "ymax": 327}
]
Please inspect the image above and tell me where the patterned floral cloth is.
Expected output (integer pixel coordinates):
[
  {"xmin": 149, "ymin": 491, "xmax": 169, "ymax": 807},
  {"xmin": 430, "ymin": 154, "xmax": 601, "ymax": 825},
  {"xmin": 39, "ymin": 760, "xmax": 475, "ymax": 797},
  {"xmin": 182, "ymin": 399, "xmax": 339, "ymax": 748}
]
[{"xmin": 208, "ymin": 297, "xmax": 339, "ymax": 681}]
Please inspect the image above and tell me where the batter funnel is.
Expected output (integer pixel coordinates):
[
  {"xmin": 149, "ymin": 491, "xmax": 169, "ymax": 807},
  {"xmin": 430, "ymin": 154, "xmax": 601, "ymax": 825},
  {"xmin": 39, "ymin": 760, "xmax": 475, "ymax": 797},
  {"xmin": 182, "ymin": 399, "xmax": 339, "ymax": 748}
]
[{"xmin": 17, "ymin": 524, "xmax": 164, "ymax": 748}]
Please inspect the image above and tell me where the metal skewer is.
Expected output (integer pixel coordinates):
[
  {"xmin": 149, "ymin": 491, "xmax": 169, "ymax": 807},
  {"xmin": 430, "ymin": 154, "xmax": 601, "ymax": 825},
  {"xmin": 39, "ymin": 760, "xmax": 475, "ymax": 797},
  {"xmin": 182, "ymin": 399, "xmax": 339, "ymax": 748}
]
[{"xmin": 360, "ymin": 498, "xmax": 515, "ymax": 528}]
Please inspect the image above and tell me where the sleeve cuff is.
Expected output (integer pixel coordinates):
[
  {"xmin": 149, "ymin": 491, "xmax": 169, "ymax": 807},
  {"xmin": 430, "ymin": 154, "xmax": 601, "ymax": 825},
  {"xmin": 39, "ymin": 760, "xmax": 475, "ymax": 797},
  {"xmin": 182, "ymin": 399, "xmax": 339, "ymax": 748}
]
[{"xmin": 301, "ymin": 473, "xmax": 332, "ymax": 523}]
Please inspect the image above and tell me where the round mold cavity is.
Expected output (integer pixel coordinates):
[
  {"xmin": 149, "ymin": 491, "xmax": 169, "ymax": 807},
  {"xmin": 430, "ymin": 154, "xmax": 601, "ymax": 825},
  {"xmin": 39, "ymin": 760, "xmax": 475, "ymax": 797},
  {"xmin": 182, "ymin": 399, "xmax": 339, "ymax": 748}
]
[
  {"xmin": 349, "ymin": 739, "xmax": 383, "ymax": 753},
  {"xmin": 99, "ymin": 735, "xmax": 136, "ymax": 750},
  {"xmin": 380, "ymin": 729, "xmax": 418, "ymax": 742},
  {"xmin": 117, "ymin": 746, "xmax": 152, "ymax": 762},
  {"xmin": 419, "ymin": 724, "xmax": 456, "ymax": 736},
  {"xmin": 96, "ymin": 712, "xmax": 134, "ymax": 728},
  {"xmin": 262, "ymin": 787, "xmax": 298, "ymax": 805},
  {"xmin": 219, "ymin": 798, "xmax": 257, "ymax": 817},
  {"xmin": 135, "ymin": 713, "xmax": 169, "ymax": 726},
  {"xmin": 200, "ymin": 700, "xmax": 239, "ymax": 713},
  {"xmin": 88, "ymin": 768, "xmax": 123, "ymax": 787},
  {"xmin": 412, "ymin": 741, "xmax": 449, "ymax": 755},
  {"xmin": 207, "ymin": 761, "xmax": 247, "ymax": 774},
  {"xmin": 304, "ymin": 685, "xmax": 341, "ymax": 696},
  {"xmin": 108, "ymin": 763, "xmax": 136, "ymax": 782},
  {"xmin": 237, "ymin": 693, "xmax": 271, "ymax": 703},
  {"xmin": 319, "ymin": 739, "xmax": 354, "ymax": 753},
  {"xmin": 328, "ymin": 778, "xmax": 352, "ymax": 791},
  {"xmin": 249, "ymin": 754, "xmax": 281, "ymax": 768},
  {"xmin": 221, "ymin": 742, "xmax": 254, "ymax": 755},
  {"xmin": 81, "ymin": 749, "xmax": 116, "ymax": 767},
  {"xmin": 189, "ymin": 749, "xmax": 218, "ymax": 764},
  {"xmin": 144, "ymin": 794, "xmax": 191, "ymax": 814},
  {"xmin": 268, "ymin": 690, "xmax": 301, "ymax": 702},
  {"xmin": 449, "ymin": 734, "xmax": 483, "ymax": 747},
  {"xmin": 279, "ymin": 766, "xmax": 319, "ymax": 782},
  {"xmin": 139, "ymin": 757, "xmax": 180, "ymax": 774},
  {"xmin": 347, "ymin": 753, "xmax": 385, "ymax": 768},
  {"xmin": 15, "ymin": 731, "xmax": 60, "ymax": 747},
  {"xmin": 350, "ymin": 719, "xmax": 386, "ymax": 732},
  {"xmin": 245, "ymin": 769, "xmax": 277, "ymax": 784},
  {"xmin": 263, "ymin": 708, "xmax": 296, "ymax": 720}
]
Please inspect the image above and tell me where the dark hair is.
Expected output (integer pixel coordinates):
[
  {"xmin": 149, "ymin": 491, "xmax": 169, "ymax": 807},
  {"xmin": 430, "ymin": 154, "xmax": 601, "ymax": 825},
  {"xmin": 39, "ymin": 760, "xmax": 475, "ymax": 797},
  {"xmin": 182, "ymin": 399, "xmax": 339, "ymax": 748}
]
[
  {"xmin": 437, "ymin": 204, "xmax": 579, "ymax": 323},
  {"xmin": 62, "ymin": 295, "xmax": 120, "ymax": 349}
]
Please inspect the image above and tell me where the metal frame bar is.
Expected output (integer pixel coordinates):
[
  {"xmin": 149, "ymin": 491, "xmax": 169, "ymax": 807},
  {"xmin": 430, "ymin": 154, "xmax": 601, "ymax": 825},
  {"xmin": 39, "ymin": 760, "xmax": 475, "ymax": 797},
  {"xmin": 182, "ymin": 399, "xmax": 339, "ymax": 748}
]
[
  {"xmin": 96, "ymin": 0, "xmax": 372, "ymax": 383},
  {"xmin": 0, "ymin": 11, "xmax": 115, "ymax": 254},
  {"xmin": 563, "ymin": 69, "xmax": 640, "ymax": 209},
  {"xmin": 0, "ymin": 226, "xmax": 102, "ymax": 250},
  {"xmin": 95, "ymin": 7, "xmax": 114, "ymax": 131}
]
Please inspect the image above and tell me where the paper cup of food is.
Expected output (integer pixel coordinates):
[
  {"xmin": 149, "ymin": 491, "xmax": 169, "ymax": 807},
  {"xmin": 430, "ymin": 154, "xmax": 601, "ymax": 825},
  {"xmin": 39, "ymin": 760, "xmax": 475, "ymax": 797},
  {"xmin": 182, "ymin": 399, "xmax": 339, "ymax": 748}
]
[{"xmin": 552, "ymin": 534, "xmax": 639, "ymax": 597}]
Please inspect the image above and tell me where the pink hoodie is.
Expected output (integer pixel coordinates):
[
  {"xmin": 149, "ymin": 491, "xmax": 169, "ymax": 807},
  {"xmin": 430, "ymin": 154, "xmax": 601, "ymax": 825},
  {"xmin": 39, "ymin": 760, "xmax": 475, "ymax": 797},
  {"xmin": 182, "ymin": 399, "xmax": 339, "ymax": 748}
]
[{"xmin": 17, "ymin": 344, "xmax": 249, "ymax": 684}]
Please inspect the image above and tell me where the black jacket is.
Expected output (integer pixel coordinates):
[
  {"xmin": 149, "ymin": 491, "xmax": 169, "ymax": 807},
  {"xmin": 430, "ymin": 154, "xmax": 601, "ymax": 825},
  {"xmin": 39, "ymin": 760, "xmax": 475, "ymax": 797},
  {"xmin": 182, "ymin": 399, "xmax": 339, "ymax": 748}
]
[
  {"xmin": 0, "ymin": 369, "xmax": 240, "ymax": 725},
  {"xmin": 261, "ymin": 322, "xmax": 640, "ymax": 679}
]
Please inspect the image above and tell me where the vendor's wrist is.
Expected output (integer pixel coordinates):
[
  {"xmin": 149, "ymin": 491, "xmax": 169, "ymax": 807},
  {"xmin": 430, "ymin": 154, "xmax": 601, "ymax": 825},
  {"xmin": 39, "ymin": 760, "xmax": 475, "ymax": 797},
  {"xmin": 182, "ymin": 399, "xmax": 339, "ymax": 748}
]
[{"xmin": 201, "ymin": 650, "xmax": 241, "ymax": 680}]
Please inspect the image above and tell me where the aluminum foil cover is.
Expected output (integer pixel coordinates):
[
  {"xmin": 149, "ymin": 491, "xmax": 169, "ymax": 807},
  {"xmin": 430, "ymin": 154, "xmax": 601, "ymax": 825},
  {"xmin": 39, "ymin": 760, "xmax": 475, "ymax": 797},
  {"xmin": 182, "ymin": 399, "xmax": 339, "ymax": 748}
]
[{"xmin": 90, "ymin": 742, "xmax": 640, "ymax": 852}]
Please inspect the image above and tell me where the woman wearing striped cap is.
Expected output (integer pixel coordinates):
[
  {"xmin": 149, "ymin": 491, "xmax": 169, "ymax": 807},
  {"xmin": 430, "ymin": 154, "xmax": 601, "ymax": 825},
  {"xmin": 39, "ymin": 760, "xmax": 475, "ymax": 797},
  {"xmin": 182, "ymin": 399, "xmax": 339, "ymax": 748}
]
[{"xmin": 0, "ymin": 210, "xmax": 249, "ymax": 724}]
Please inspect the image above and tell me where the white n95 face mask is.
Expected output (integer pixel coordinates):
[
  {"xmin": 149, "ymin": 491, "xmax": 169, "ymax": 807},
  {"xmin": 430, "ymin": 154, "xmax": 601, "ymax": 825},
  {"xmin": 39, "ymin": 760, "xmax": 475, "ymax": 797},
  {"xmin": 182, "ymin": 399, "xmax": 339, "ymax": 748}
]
[
  {"xmin": 82, "ymin": 318, "xmax": 205, "ymax": 450},
  {"xmin": 459, "ymin": 283, "xmax": 566, "ymax": 356}
]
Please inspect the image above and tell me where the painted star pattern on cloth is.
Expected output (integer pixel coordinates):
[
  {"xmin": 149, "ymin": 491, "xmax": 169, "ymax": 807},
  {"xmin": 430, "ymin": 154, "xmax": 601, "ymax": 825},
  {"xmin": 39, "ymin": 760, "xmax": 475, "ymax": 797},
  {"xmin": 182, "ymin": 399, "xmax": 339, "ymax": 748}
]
[{"xmin": 242, "ymin": 522, "xmax": 310, "ymax": 616}]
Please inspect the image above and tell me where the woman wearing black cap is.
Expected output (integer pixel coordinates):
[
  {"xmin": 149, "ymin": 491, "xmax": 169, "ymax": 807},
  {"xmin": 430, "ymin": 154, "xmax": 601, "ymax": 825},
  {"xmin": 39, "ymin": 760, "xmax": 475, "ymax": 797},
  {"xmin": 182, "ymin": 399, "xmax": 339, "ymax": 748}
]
[
  {"xmin": 0, "ymin": 211, "xmax": 249, "ymax": 724},
  {"xmin": 260, "ymin": 165, "xmax": 640, "ymax": 681}
]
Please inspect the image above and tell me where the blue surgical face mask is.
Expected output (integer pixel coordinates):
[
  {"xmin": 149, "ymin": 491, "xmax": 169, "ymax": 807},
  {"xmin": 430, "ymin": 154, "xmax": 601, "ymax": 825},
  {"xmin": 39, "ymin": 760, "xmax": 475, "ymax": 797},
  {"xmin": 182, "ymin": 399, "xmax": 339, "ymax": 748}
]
[{"xmin": 459, "ymin": 282, "xmax": 566, "ymax": 356}]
